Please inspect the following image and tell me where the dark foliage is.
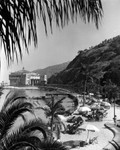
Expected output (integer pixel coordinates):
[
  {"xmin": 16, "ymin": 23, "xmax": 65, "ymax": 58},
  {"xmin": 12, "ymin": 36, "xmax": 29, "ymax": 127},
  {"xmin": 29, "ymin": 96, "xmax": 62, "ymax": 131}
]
[
  {"xmin": 0, "ymin": 89, "xmax": 53, "ymax": 150},
  {"xmin": 38, "ymin": 140, "xmax": 69, "ymax": 150},
  {"xmin": 48, "ymin": 35, "xmax": 120, "ymax": 93}
]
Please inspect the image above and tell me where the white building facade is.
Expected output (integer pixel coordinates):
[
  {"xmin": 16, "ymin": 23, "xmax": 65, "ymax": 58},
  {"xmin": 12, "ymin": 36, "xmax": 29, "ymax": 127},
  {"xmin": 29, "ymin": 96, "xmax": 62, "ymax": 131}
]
[{"xmin": 9, "ymin": 68, "xmax": 47, "ymax": 86}]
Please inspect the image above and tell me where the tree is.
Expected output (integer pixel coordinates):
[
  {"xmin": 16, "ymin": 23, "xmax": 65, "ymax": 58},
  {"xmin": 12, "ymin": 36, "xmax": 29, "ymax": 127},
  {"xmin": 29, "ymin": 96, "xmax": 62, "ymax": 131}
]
[
  {"xmin": 80, "ymin": 63, "xmax": 94, "ymax": 105},
  {"xmin": 0, "ymin": 89, "xmax": 52, "ymax": 150},
  {"xmin": 0, "ymin": 0, "xmax": 103, "ymax": 64},
  {"xmin": 40, "ymin": 95, "xmax": 66, "ymax": 140},
  {"xmin": 38, "ymin": 140, "xmax": 68, "ymax": 150},
  {"xmin": 1, "ymin": 119, "xmax": 52, "ymax": 150},
  {"xmin": 102, "ymin": 80, "xmax": 119, "ymax": 103}
]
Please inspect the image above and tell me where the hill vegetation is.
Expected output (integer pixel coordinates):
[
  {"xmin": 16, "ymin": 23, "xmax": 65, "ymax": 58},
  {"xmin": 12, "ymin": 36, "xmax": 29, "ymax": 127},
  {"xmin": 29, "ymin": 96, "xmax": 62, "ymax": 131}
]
[
  {"xmin": 33, "ymin": 62, "xmax": 70, "ymax": 78},
  {"xmin": 48, "ymin": 35, "xmax": 120, "ymax": 93}
]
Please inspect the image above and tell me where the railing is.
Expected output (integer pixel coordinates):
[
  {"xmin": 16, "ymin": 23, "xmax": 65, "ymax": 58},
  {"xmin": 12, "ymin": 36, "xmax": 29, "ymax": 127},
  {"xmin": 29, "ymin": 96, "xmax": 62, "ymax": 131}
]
[{"xmin": 38, "ymin": 84, "xmax": 82, "ymax": 93}]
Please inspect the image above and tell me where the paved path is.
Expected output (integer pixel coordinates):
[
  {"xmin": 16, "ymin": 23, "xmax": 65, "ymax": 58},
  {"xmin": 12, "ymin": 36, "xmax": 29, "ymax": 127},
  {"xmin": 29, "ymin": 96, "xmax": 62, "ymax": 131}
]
[{"xmin": 104, "ymin": 121, "xmax": 120, "ymax": 150}]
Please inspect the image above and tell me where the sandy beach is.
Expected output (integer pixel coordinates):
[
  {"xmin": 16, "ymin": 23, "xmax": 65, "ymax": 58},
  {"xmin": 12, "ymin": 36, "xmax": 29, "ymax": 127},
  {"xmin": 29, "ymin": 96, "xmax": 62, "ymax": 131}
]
[
  {"xmin": 60, "ymin": 105, "xmax": 120, "ymax": 150},
  {"xmin": 13, "ymin": 97, "xmax": 120, "ymax": 150},
  {"xmin": 32, "ymin": 99, "xmax": 120, "ymax": 150}
]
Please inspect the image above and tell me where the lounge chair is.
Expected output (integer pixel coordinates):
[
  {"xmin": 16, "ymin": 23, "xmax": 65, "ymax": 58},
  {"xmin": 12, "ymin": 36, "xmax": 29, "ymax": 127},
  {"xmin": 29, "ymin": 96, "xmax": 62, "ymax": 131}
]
[
  {"xmin": 89, "ymin": 136, "xmax": 98, "ymax": 144},
  {"xmin": 62, "ymin": 118, "xmax": 83, "ymax": 134},
  {"xmin": 67, "ymin": 116, "xmax": 83, "ymax": 124}
]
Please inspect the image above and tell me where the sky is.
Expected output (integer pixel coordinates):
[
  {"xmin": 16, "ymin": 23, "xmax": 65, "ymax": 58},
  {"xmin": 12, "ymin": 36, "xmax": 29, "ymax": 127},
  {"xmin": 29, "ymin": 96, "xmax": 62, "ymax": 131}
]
[{"xmin": 1, "ymin": 0, "xmax": 120, "ymax": 83}]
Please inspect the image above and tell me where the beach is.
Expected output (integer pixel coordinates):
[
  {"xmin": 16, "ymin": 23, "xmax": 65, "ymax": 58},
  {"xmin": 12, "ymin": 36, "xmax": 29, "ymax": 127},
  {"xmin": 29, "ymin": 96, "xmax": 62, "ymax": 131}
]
[
  {"xmin": 61, "ymin": 105, "xmax": 120, "ymax": 150},
  {"xmin": 12, "ymin": 96, "xmax": 120, "ymax": 150},
  {"xmin": 1, "ymin": 89, "xmax": 120, "ymax": 150}
]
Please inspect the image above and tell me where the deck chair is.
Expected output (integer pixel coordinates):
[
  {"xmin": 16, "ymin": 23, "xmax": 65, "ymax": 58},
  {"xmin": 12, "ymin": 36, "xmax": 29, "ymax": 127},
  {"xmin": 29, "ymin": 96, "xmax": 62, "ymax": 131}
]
[{"xmin": 89, "ymin": 136, "xmax": 98, "ymax": 144}]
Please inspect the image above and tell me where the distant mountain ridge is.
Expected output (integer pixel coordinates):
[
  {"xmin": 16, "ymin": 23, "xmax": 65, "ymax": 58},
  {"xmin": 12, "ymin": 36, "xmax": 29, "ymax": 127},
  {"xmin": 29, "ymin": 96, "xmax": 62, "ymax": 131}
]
[
  {"xmin": 33, "ymin": 61, "xmax": 70, "ymax": 78},
  {"xmin": 48, "ymin": 35, "xmax": 120, "ymax": 89}
]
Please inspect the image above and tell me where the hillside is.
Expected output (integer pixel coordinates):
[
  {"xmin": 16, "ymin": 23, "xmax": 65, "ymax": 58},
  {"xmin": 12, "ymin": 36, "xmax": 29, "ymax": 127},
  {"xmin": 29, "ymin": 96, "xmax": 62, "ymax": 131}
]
[
  {"xmin": 48, "ymin": 35, "xmax": 120, "ymax": 91},
  {"xmin": 33, "ymin": 62, "xmax": 70, "ymax": 78}
]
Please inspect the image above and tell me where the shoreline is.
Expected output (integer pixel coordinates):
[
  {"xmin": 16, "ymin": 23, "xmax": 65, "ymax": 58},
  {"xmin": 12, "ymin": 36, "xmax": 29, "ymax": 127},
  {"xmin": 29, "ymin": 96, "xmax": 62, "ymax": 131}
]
[{"xmin": 3, "ymin": 85, "xmax": 39, "ymax": 90}]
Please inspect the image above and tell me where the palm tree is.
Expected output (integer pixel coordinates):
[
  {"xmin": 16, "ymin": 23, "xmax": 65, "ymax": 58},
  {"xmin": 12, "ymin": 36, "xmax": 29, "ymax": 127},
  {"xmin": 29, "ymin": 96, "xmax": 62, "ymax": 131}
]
[
  {"xmin": 38, "ymin": 140, "xmax": 68, "ymax": 150},
  {"xmin": 0, "ymin": 87, "xmax": 3, "ymax": 97},
  {"xmin": 1, "ymin": 89, "xmax": 27, "ymax": 110},
  {"xmin": 0, "ymin": 0, "xmax": 103, "ymax": 63},
  {"xmin": 0, "ymin": 89, "xmax": 52, "ymax": 150},
  {"xmin": 80, "ymin": 63, "xmax": 94, "ymax": 105},
  {"xmin": 41, "ymin": 95, "xmax": 66, "ymax": 140},
  {"xmin": 0, "ymin": 119, "xmax": 52, "ymax": 150}
]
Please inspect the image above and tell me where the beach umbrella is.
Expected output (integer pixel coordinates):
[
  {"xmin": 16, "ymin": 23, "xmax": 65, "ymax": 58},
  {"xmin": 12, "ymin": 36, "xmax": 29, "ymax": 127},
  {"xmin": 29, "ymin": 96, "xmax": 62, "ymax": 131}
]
[
  {"xmin": 79, "ymin": 106, "xmax": 91, "ymax": 112},
  {"xmin": 85, "ymin": 124, "xmax": 100, "ymax": 132},
  {"xmin": 92, "ymin": 97, "xmax": 98, "ymax": 102},
  {"xmin": 57, "ymin": 114, "xmax": 73, "ymax": 122},
  {"xmin": 98, "ymin": 99, "xmax": 103, "ymax": 102},
  {"xmin": 101, "ymin": 101, "xmax": 111, "ymax": 106},
  {"xmin": 57, "ymin": 115, "xmax": 68, "ymax": 122},
  {"xmin": 78, "ymin": 124, "xmax": 100, "ymax": 142},
  {"xmin": 89, "ymin": 93, "xmax": 94, "ymax": 96},
  {"xmin": 72, "ymin": 109, "xmax": 80, "ymax": 115},
  {"xmin": 78, "ymin": 124, "xmax": 100, "ymax": 132},
  {"xmin": 101, "ymin": 101, "xmax": 111, "ymax": 109},
  {"xmin": 72, "ymin": 106, "xmax": 91, "ymax": 115},
  {"xmin": 97, "ymin": 94, "xmax": 102, "ymax": 98},
  {"xmin": 91, "ymin": 103, "xmax": 100, "ymax": 110}
]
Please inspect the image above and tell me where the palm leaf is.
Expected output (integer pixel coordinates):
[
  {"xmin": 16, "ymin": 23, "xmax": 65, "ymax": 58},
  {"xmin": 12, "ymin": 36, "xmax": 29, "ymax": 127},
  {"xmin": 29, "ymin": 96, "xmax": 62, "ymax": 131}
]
[
  {"xmin": 13, "ymin": 119, "xmax": 52, "ymax": 140},
  {"xmin": 52, "ymin": 116, "xmax": 66, "ymax": 139},
  {"xmin": 1, "ymin": 89, "xmax": 27, "ymax": 111},
  {"xmin": 0, "ymin": 0, "xmax": 37, "ymax": 63},
  {"xmin": 5, "ymin": 89, "xmax": 26, "ymax": 100},
  {"xmin": 47, "ymin": 97, "xmax": 66, "ymax": 116},
  {"xmin": 1, "ymin": 134, "xmax": 39, "ymax": 150},
  {"xmin": 0, "ymin": 0, "xmax": 103, "ymax": 63},
  {"xmin": 40, "ymin": 106, "xmax": 51, "ymax": 118},
  {"xmin": 37, "ymin": 0, "xmax": 103, "ymax": 30},
  {"xmin": 41, "ymin": 97, "xmax": 66, "ymax": 125},
  {"xmin": 52, "ymin": 97, "xmax": 66, "ymax": 113},
  {"xmin": 44, "ymin": 98, "xmax": 52, "ymax": 108},
  {"xmin": 0, "ymin": 101, "xmax": 34, "ymax": 138},
  {"xmin": 0, "ymin": 119, "xmax": 52, "ymax": 150},
  {"xmin": 38, "ymin": 140, "xmax": 68, "ymax": 150}
]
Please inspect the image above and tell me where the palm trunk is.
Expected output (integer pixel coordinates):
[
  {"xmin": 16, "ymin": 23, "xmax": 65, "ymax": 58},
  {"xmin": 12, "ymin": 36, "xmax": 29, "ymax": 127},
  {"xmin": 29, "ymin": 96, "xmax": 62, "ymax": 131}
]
[
  {"xmin": 113, "ymin": 98, "xmax": 116, "ymax": 124},
  {"xmin": 50, "ymin": 95, "xmax": 55, "ymax": 137},
  {"xmin": 50, "ymin": 114, "xmax": 54, "ymax": 132},
  {"xmin": 83, "ymin": 79, "xmax": 87, "ymax": 106}
]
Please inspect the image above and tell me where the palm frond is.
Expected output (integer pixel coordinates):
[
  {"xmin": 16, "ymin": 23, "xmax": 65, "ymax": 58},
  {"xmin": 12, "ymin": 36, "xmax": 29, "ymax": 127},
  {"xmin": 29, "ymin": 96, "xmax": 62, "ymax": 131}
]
[
  {"xmin": 0, "ymin": 101, "xmax": 34, "ymax": 138},
  {"xmin": 53, "ymin": 97, "xmax": 66, "ymax": 111},
  {"xmin": 1, "ymin": 134, "xmax": 39, "ymax": 150},
  {"xmin": 5, "ymin": 89, "xmax": 26, "ymax": 100},
  {"xmin": 0, "ymin": 0, "xmax": 37, "ymax": 63},
  {"xmin": 48, "ymin": 97, "xmax": 66, "ymax": 116},
  {"xmin": 52, "ymin": 116, "xmax": 66, "ymax": 139},
  {"xmin": 0, "ymin": 119, "xmax": 53, "ymax": 150},
  {"xmin": 40, "ymin": 106, "xmax": 51, "ymax": 118},
  {"xmin": 42, "ymin": 97, "xmax": 66, "ymax": 121},
  {"xmin": 0, "ymin": 0, "xmax": 103, "ymax": 63},
  {"xmin": 44, "ymin": 99, "xmax": 52, "ymax": 108},
  {"xmin": 38, "ymin": 140, "xmax": 69, "ymax": 150},
  {"xmin": 37, "ymin": 0, "xmax": 103, "ymax": 31},
  {"xmin": 1, "ymin": 89, "xmax": 27, "ymax": 111},
  {"xmin": 13, "ymin": 119, "xmax": 51, "ymax": 140}
]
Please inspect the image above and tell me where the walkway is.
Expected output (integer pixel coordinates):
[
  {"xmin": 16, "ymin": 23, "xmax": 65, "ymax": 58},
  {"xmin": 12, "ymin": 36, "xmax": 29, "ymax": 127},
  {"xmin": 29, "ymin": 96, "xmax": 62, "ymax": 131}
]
[{"xmin": 103, "ymin": 121, "xmax": 120, "ymax": 150}]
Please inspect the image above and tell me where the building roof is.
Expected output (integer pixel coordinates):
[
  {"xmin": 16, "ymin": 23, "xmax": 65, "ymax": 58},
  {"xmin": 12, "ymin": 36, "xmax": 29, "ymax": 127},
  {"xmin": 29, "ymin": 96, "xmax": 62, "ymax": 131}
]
[{"xmin": 10, "ymin": 68, "xmax": 30, "ymax": 75}]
